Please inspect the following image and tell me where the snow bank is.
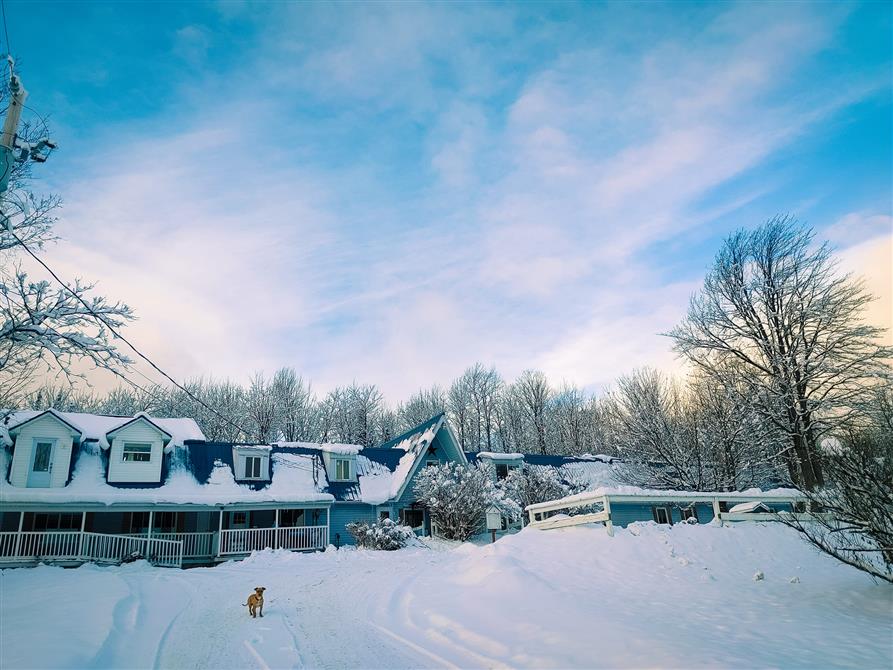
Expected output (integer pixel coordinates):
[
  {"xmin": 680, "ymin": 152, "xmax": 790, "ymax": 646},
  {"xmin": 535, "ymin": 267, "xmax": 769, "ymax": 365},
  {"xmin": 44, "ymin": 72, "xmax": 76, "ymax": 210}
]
[{"xmin": 2, "ymin": 523, "xmax": 889, "ymax": 669}]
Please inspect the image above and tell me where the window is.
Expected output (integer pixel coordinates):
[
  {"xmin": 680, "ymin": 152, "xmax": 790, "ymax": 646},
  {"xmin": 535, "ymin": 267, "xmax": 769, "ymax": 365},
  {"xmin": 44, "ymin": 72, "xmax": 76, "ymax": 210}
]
[
  {"xmin": 652, "ymin": 506, "xmax": 672, "ymax": 525},
  {"xmin": 32, "ymin": 513, "xmax": 80, "ymax": 531},
  {"xmin": 280, "ymin": 509, "xmax": 305, "ymax": 527},
  {"xmin": 232, "ymin": 512, "xmax": 247, "ymax": 526},
  {"xmin": 425, "ymin": 459, "xmax": 438, "ymax": 468},
  {"xmin": 244, "ymin": 456, "xmax": 262, "ymax": 479},
  {"xmin": 399, "ymin": 508, "xmax": 424, "ymax": 529},
  {"xmin": 681, "ymin": 507, "xmax": 698, "ymax": 523},
  {"xmin": 379, "ymin": 511, "xmax": 390, "ymax": 520},
  {"xmin": 335, "ymin": 459, "xmax": 351, "ymax": 480},
  {"xmin": 495, "ymin": 464, "xmax": 509, "ymax": 480},
  {"xmin": 33, "ymin": 441, "xmax": 52, "ymax": 472},
  {"xmin": 126, "ymin": 512, "xmax": 150, "ymax": 533},
  {"xmin": 122, "ymin": 442, "xmax": 152, "ymax": 462}
]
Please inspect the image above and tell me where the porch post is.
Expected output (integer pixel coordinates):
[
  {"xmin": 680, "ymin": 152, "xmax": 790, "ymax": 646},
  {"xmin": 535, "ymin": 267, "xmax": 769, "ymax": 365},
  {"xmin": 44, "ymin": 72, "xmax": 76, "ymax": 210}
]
[
  {"xmin": 78, "ymin": 512, "xmax": 87, "ymax": 559},
  {"xmin": 147, "ymin": 511, "xmax": 154, "ymax": 539},
  {"xmin": 217, "ymin": 509, "xmax": 224, "ymax": 557},
  {"xmin": 275, "ymin": 508, "xmax": 280, "ymax": 550},
  {"xmin": 712, "ymin": 497, "xmax": 722, "ymax": 525},
  {"xmin": 13, "ymin": 511, "xmax": 24, "ymax": 557}
]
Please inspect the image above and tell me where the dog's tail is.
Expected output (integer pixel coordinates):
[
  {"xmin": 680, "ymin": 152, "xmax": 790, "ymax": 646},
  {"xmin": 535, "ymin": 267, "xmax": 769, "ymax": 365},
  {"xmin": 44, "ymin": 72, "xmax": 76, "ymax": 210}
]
[{"xmin": 241, "ymin": 602, "xmax": 248, "ymax": 606}]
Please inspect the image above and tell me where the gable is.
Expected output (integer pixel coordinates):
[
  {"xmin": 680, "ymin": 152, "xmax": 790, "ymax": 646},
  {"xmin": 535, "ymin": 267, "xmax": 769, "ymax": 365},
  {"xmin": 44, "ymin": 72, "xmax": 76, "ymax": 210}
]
[{"xmin": 8, "ymin": 410, "xmax": 82, "ymax": 439}]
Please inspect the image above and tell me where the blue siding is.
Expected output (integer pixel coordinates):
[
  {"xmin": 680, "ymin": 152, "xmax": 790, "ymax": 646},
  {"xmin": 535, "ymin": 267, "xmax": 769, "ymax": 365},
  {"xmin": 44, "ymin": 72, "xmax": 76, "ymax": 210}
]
[
  {"xmin": 329, "ymin": 502, "xmax": 377, "ymax": 546},
  {"xmin": 610, "ymin": 501, "xmax": 717, "ymax": 527}
]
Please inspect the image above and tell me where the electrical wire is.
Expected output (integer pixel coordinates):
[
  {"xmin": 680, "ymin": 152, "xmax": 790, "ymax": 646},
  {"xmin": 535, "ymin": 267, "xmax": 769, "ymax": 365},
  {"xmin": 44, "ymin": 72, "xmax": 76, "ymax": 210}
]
[
  {"xmin": 1, "ymin": 0, "xmax": 10, "ymax": 60},
  {"xmin": 8, "ymin": 228, "xmax": 251, "ymax": 438}
]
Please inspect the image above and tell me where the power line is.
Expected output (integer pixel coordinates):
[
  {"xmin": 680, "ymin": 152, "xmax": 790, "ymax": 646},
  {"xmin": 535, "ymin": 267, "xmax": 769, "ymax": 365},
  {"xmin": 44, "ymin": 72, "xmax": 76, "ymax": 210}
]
[
  {"xmin": 0, "ymin": 0, "xmax": 10, "ymax": 59},
  {"xmin": 8, "ymin": 228, "xmax": 250, "ymax": 438}
]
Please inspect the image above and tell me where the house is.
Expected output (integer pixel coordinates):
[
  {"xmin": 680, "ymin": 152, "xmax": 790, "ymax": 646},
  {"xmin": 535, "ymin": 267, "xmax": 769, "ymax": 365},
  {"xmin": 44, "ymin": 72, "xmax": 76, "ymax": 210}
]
[
  {"xmin": 525, "ymin": 487, "xmax": 806, "ymax": 533},
  {"xmin": 0, "ymin": 410, "xmax": 468, "ymax": 568}
]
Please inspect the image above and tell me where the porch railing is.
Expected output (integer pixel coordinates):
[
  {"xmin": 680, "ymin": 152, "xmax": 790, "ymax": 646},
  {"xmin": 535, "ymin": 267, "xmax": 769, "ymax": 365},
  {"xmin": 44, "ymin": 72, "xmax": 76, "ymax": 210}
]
[
  {"xmin": 0, "ymin": 531, "xmax": 183, "ymax": 568},
  {"xmin": 219, "ymin": 525, "xmax": 328, "ymax": 556},
  {"xmin": 150, "ymin": 532, "xmax": 214, "ymax": 559}
]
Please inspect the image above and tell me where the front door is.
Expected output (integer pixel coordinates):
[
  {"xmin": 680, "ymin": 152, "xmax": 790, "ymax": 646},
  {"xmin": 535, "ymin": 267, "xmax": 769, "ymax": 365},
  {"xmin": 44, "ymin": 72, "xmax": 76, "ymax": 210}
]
[{"xmin": 27, "ymin": 440, "xmax": 54, "ymax": 487}]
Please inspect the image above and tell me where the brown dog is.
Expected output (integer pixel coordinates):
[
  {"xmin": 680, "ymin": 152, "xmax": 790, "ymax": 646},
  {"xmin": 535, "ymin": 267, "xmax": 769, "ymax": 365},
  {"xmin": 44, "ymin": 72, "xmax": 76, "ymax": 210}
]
[{"xmin": 243, "ymin": 587, "xmax": 266, "ymax": 618}]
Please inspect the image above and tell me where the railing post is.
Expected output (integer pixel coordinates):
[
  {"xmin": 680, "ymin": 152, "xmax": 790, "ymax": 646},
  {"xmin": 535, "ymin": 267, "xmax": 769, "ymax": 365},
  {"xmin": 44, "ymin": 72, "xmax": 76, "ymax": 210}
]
[
  {"xmin": 78, "ymin": 512, "xmax": 87, "ymax": 559},
  {"xmin": 13, "ymin": 512, "xmax": 24, "ymax": 558},
  {"xmin": 603, "ymin": 496, "xmax": 614, "ymax": 537}
]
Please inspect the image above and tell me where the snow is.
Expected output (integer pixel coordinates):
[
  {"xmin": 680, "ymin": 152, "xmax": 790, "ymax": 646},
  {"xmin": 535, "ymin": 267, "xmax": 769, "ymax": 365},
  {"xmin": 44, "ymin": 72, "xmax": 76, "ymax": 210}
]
[
  {"xmin": 526, "ymin": 485, "xmax": 803, "ymax": 512},
  {"xmin": 729, "ymin": 501, "xmax": 771, "ymax": 514},
  {"xmin": 4, "ymin": 409, "xmax": 205, "ymax": 450},
  {"xmin": 356, "ymin": 454, "xmax": 399, "ymax": 505},
  {"xmin": 2, "ymin": 523, "xmax": 890, "ymax": 669},
  {"xmin": 0, "ymin": 446, "xmax": 333, "ymax": 505},
  {"xmin": 275, "ymin": 441, "xmax": 363, "ymax": 455},
  {"xmin": 477, "ymin": 452, "xmax": 524, "ymax": 460}
]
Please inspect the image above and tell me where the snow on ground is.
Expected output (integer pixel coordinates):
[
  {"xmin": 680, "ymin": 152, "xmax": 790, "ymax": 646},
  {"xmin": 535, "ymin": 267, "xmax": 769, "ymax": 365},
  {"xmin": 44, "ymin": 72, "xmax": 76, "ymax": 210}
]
[{"xmin": 2, "ymin": 523, "xmax": 891, "ymax": 669}]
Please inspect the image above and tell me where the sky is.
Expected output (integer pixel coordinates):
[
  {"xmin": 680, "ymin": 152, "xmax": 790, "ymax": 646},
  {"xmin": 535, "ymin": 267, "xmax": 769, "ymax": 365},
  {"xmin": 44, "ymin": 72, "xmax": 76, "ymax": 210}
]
[{"xmin": 9, "ymin": 0, "xmax": 893, "ymax": 402}]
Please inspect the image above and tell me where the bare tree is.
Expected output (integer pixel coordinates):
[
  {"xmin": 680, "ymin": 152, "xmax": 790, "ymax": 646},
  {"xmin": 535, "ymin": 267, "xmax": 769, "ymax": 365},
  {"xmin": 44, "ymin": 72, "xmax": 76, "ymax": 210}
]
[
  {"xmin": 272, "ymin": 367, "xmax": 313, "ymax": 441},
  {"xmin": 669, "ymin": 216, "xmax": 891, "ymax": 490},
  {"xmin": 0, "ymin": 77, "xmax": 134, "ymax": 401},
  {"xmin": 514, "ymin": 370, "xmax": 552, "ymax": 454},
  {"xmin": 782, "ymin": 386, "xmax": 893, "ymax": 583},
  {"xmin": 245, "ymin": 372, "xmax": 281, "ymax": 443},
  {"xmin": 397, "ymin": 385, "xmax": 446, "ymax": 431}
]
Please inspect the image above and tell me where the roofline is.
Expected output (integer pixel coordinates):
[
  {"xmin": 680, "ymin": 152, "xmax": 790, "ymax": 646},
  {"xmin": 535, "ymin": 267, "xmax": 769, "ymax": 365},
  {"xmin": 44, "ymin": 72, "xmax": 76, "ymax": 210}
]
[
  {"xmin": 105, "ymin": 415, "xmax": 173, "ymax": 441},
  {"xmin": 526, "ymin": 489, "xmax": 805, "ymax": 512},
  {"xmin": 376, "ymin": 412, "xmax": 445, "ymax": 450},
  {"xmin": 7, "ymin": 409, "xmax": 83, "ymax": 437}
]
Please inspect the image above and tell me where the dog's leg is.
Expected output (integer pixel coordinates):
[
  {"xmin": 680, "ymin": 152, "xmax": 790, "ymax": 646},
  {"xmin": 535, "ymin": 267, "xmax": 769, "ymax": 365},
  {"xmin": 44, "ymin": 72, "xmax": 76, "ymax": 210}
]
[{"xmin": 258, "ymin": 602, "xmax": 263, "ymax": 618}]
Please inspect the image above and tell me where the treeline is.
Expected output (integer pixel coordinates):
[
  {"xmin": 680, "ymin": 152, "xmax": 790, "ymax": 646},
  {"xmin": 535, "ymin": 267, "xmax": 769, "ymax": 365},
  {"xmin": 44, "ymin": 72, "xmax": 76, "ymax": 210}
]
[{"xmin": 19, "ymin": 217, "xmax": 893, "ymax": 497}]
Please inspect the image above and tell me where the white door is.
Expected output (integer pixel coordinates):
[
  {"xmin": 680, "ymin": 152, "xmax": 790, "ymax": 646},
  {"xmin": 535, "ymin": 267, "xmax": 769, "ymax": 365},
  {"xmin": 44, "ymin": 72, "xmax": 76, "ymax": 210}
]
[{"xmin": 27, "ymin": 440, "xmax": 54, "ymax": 487}]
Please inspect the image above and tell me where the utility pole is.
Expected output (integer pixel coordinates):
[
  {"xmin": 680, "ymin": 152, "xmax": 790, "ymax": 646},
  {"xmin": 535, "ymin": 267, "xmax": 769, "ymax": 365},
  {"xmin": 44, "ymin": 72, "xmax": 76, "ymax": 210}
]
[{"xmin": 0, "ymin": 56, "xmax": 55, "ymax": 199}]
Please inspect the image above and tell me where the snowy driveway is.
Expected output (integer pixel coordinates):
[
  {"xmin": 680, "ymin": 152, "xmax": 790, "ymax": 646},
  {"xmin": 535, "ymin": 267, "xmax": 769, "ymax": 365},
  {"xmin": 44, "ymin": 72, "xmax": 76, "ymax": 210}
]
[{"xmin": 2, "ymin": 523, "xmax": 891, "ymax": 669}]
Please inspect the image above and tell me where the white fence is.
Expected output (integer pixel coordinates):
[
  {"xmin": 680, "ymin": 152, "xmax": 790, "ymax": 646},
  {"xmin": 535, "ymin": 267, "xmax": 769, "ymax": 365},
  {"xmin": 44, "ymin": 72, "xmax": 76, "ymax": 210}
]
[
  {"xmin": 151, "ymin": 532, "xmax": 214, "ymax": 559},
  {"xmin": 219, "ymin": 525, "xmax": 328, "ymax": 556},
  {"xmin": 0, "ymin": 531, "xmax": 183, "ymax": 568}
]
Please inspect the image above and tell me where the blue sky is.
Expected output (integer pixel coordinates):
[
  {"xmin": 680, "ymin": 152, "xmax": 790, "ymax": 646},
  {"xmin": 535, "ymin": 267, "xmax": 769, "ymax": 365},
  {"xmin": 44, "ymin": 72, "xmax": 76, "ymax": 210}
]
[{"xmin": 12, "ymin": 1, "xmax": 892, "ymax": 400}]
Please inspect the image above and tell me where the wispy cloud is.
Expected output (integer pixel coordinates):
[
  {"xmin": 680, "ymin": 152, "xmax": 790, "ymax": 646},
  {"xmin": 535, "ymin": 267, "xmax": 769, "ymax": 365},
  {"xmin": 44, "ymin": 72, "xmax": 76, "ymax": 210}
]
[{"xmin": 29, "ymin": 1, "xmax": 892, "ymax": 400}]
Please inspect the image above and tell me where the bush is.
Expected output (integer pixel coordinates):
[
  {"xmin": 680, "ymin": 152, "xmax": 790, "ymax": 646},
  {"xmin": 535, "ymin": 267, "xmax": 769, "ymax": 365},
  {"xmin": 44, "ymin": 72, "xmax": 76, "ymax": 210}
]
[
  {"xmin": 413, "ymin": 462, "xmax": 521, "ymax": 541},
  {"xmin": 346, "ymin": 518, "xmax": 415, "ymax": 550}
]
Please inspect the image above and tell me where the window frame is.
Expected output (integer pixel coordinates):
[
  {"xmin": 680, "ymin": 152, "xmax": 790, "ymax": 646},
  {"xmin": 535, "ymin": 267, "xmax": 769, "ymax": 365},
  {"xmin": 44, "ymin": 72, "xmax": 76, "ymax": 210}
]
[
  {"xmin": 334, "ymin": 458, "xmax": 351, "ymax": 481},
  {"xmin": 243, "ymin": 455, "xmax": 263, "ymax": 479},
  {"xmin": 680, "ymin": 506, "xmax": 698, "ymax": 523},
  {"xmin": 652, "ymin": 506, "xmax": 672, "ymax": 525},
  {"xmin": 122, "ymin": 442, "xmax": 152, "ymax": 463}
]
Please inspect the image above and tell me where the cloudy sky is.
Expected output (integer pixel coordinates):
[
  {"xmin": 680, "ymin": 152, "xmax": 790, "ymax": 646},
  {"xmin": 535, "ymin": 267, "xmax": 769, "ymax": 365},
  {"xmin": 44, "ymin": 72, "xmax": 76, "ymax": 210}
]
[{"xmin": 12, "ymin": 1, "xmax": 892, "ymax": 401}]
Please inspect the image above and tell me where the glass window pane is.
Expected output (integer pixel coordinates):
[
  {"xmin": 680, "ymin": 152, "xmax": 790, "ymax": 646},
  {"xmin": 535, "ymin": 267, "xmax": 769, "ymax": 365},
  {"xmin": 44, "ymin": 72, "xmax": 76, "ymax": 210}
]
[{"xmin": 33, "ymin": 442, "xmax": 52, "ymax": 471}]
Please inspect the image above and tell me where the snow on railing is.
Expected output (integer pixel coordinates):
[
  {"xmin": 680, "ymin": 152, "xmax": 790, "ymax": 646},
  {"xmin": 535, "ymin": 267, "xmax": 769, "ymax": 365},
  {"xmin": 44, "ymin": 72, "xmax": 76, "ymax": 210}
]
[{"xmin": 218, "ymin": 525, "xmax": 328, "ymax": 556}]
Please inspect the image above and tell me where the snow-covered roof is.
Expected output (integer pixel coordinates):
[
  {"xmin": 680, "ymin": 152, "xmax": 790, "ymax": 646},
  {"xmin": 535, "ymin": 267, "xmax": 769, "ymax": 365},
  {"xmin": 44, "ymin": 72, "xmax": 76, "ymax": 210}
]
[
  {"xmin": 526, "ymin": 486, "xmax": 804, "ymax": 512},
  {"xmin": 728, "ymin": 501, "xmax": 773, "ymax": 514},
  {"xmin": 477, "ymin": 452, "xmax": 524, "ymax": 460},
  {"xmin": 275, "ymin": 441, "xmax": 362, "ymax": 456},
  {"xmin": 4, "ymin": 409, "xmax": 205, "ymax": 450},
  {"xmin": 0, "ymin": 444, "xmax": 332, "ymax": 506}
]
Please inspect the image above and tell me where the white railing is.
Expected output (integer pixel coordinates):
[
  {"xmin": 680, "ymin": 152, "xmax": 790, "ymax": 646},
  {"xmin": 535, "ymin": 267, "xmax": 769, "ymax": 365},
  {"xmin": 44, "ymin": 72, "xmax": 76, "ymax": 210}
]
[
  {"xmin": 219, "ymin": 525, "xmax": 328, "ymax": 556},
  {"xmin": 151, "ymin": 532, "xmax": 214, "ymax": 559},
  {"xmin": 0, "ymin": 531, "xmax": 183, "ymax": 568}
]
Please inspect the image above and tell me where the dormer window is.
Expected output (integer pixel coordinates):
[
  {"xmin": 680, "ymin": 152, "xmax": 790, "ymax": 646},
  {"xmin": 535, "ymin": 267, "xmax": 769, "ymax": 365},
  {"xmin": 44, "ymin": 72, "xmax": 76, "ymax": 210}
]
[
  {"xmin": 244, "ymin": 456, "xmax": 262, "ymax": 479},
  {"xmin": 335, "ymin": 458, "xmax": 351, "ymax": 480},
  {"xmin": 122, "ymin": 442, "xmax": 152, "ymax": 462}
]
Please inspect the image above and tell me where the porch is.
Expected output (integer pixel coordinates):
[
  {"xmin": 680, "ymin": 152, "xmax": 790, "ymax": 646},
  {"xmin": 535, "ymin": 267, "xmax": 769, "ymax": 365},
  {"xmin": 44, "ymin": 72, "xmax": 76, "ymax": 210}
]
[{"xmin": 0, "ymin": 505, "xmax": 330, "ymax": 568}]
